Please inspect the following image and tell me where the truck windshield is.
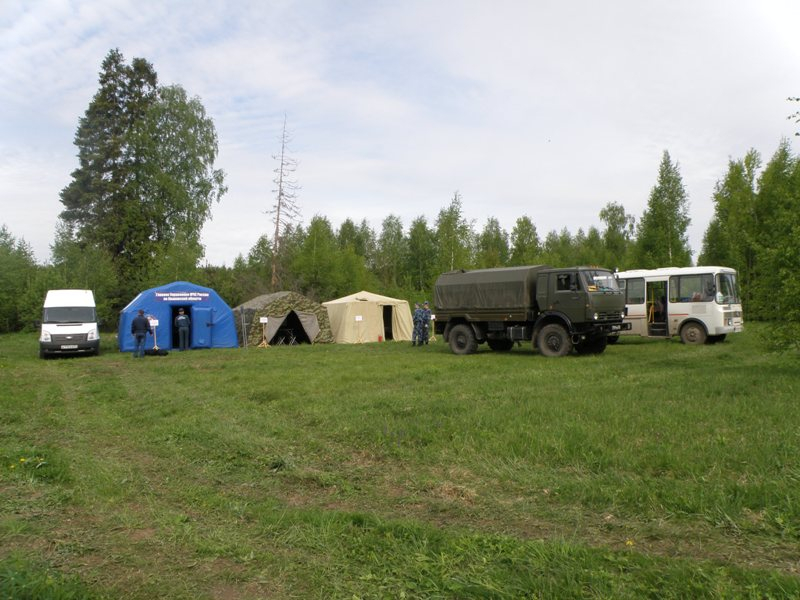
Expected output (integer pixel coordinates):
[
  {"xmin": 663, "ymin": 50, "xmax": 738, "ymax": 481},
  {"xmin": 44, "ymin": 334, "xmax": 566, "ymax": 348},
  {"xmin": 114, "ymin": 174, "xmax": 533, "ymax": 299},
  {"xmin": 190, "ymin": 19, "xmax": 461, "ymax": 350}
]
[
  {"xmin": 581, "ymin": 270, "xmax": 620, "ymax": 292},
  {"xmin": 43, "ymin": 307, "xmax": 97, "ymax": 324}
]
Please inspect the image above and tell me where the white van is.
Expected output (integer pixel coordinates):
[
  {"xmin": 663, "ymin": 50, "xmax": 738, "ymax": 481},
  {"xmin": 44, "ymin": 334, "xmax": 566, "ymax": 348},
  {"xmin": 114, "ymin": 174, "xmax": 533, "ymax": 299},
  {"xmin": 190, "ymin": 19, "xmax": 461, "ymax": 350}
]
[{"xmin": 39, "ymin": 289, "xmax": 100, "ymax": 358}]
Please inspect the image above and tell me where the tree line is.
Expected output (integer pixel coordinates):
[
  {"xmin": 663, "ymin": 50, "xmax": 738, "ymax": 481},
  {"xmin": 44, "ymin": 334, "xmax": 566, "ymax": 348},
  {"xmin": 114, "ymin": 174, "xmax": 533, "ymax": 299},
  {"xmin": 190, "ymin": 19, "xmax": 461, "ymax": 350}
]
[{"xmin": 1, "ymin": 49, "xmax": 798, "ymax": 349}]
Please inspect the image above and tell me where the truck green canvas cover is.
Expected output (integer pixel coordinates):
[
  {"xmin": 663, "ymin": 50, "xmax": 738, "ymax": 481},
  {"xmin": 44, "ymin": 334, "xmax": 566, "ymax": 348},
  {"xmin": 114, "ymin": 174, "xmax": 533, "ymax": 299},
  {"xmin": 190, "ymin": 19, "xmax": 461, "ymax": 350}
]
[{"xmin": 434, "ymin": 266, "xmax": 551, "ymax": 311}]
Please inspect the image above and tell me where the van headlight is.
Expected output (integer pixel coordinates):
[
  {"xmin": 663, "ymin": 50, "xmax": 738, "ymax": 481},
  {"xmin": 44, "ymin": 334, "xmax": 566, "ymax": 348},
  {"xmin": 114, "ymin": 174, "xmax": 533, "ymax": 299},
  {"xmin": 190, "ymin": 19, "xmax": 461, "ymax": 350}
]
[
  {"xmin": 41, "ymin": 331, "xmax": 51, "ymax": 342},
  {"xmin": 87, "ymin": 329, "xmax": 99, "ymax": 341}
]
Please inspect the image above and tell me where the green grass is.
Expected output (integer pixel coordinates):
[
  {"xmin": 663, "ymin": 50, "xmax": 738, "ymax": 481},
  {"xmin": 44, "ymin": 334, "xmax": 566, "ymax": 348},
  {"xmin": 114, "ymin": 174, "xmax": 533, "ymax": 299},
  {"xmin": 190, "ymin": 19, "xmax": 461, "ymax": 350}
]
[{"xmin": 1, "ymin": 326, "xmax": 799, "ymax": 598}]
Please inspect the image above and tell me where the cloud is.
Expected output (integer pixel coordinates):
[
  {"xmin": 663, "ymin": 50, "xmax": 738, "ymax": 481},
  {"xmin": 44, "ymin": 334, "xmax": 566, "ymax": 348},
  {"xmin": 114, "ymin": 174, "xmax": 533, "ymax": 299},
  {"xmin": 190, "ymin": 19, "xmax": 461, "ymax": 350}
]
[{"xmin": 2, "ymin": 0, "xmax": 799, "ymax": 265}]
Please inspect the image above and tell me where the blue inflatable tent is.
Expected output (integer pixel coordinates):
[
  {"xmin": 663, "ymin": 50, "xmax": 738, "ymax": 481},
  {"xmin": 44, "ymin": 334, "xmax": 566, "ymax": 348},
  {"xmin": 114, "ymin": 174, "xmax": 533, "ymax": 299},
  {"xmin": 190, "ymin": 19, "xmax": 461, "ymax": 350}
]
[{"xmin": 118, "ymin": 281, "xmax": 238, "ymax": 352}]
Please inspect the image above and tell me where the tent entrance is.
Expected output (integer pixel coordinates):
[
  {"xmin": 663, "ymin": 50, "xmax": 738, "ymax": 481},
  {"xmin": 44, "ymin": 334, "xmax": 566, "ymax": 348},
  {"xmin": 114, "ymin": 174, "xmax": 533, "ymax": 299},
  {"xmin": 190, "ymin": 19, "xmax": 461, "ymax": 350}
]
[
  {"xmin": 382, "ymin": 306, "xmax": 394, "ymax": 340},
  {"xmin": 271, "ymin": 311, "xmax": 312, "ymax": 345},
  {"xmin": 170, "ymin": 305, "xmax": 192, "ymax": 348}
]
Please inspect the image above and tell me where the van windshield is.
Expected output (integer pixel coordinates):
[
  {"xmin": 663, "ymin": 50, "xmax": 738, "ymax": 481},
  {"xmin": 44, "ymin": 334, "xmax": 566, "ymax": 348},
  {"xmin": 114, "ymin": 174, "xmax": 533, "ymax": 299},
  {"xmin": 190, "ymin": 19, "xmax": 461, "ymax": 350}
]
[{"xmin": 43, "ymin": 307, "xmax": 97, "ymax": 324}]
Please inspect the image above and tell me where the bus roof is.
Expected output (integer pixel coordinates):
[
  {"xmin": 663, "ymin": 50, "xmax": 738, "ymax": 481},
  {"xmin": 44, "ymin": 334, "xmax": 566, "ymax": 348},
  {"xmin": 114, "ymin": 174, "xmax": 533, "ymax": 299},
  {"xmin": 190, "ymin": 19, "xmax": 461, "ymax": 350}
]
[{"xmin": 616, "ymin": 266, "xmax": 737, "ymax": 279}]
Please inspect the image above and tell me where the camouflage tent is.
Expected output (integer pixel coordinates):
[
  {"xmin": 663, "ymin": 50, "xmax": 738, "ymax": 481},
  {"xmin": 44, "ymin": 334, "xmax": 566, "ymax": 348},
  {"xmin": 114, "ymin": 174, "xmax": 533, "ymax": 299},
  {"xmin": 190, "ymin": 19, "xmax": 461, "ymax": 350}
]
[{"xmin": 233, "ymin": 291, "xmax": 334, "ymax": 347}]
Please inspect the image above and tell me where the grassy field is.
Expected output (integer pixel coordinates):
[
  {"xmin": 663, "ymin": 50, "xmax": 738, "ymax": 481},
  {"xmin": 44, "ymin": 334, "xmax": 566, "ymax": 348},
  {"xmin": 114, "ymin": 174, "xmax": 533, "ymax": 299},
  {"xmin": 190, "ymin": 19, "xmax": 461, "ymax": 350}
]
[{"xmin": 1, "ymin": 326, "xmax": 799, "ymax": 599}]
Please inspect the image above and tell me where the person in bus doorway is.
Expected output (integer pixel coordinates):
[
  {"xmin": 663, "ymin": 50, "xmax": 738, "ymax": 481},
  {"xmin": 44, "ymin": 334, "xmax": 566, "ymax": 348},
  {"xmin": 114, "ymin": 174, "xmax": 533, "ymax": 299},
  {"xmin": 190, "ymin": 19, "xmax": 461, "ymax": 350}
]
[
  {"xmin": 174, "ymin": 308, "xmax": 191, "ymax": 350},
  {"xmin": 131, "ymin": 309, "xmax": 152, "ymax": 358}
]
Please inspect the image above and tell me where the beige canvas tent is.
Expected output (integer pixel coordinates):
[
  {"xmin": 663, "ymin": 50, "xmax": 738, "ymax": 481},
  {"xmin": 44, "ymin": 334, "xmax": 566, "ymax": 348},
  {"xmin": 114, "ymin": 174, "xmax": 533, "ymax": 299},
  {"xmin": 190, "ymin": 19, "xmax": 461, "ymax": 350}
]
[{"xmin": 323, "ymin": 290, "xmax": 413, "ymax": 343}]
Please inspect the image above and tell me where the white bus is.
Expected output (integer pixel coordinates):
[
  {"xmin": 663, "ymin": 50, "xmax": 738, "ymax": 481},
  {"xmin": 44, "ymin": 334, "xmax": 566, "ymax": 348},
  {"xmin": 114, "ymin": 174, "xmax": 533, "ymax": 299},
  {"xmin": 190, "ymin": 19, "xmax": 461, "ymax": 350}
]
[{"xmin": 613, "ymin": 266, "xmax": 743, "ymax": 344}]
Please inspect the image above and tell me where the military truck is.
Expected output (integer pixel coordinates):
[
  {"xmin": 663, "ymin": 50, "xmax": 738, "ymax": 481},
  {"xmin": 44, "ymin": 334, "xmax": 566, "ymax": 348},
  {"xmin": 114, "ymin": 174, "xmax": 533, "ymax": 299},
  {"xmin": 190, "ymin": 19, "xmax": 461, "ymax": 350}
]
[{"xmin": 433, "ymin": 265, "xmax": 629, "ymax": 356}]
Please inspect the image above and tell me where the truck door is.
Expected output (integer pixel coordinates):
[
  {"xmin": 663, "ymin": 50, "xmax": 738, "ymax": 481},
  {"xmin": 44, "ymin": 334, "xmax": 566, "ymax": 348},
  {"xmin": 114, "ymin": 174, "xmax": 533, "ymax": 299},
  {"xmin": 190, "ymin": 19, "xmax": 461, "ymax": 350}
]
[
  {"xmin": 191, "ymin": 306, "xmax": 213, "ymax": 348},
  {"xmin": 550, "ymin": 271, "xmax": 584, "ymax": 321}
]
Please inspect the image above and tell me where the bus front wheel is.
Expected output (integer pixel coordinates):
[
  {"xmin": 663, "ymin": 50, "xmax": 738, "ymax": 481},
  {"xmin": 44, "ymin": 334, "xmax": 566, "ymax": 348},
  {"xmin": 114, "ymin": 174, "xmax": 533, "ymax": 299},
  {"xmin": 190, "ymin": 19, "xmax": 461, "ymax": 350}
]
[{"xmin": 680, "ymin": 322, "xmax": 707, "ymax": 345}]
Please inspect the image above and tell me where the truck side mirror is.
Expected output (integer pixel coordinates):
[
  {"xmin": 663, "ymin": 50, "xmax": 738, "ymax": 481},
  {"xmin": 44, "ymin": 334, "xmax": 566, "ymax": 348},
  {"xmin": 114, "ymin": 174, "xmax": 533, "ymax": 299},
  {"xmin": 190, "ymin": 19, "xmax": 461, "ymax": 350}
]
[{"xmin": 34, "ymin": 320, "xmax": 41, "ymax": 328}]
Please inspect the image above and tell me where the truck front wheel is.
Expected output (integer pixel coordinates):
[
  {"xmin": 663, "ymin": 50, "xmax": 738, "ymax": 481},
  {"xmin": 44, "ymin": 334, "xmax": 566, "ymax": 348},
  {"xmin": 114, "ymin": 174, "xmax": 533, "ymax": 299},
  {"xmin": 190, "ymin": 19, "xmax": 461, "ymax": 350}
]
[
  {"xmin": 449, "ymin": 324, "xmax": 478, "ymax": 355},
  {"xmin": 537, "ymin": 324, "xmax": 572, "ymax": 357}
]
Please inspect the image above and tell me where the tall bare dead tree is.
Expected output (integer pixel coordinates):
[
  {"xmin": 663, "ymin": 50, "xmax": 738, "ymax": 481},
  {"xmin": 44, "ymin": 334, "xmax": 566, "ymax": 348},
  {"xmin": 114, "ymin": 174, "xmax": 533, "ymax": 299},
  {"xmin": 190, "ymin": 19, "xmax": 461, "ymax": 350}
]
[{"xmin": 269, "ymin": 115, "xmax": 300, "ymax": 288}]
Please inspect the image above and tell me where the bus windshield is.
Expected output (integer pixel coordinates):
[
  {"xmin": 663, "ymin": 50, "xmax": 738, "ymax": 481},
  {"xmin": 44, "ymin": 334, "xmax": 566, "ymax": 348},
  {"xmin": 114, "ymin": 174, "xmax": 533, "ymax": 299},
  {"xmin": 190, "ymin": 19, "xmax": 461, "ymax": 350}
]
[
  {"xmin": 581, "ymin": 269, "xmax": 620, "ymax": 292},
  {"xmin": 716, "ymin": 273, "xmax": 740, "ymax": 304}
]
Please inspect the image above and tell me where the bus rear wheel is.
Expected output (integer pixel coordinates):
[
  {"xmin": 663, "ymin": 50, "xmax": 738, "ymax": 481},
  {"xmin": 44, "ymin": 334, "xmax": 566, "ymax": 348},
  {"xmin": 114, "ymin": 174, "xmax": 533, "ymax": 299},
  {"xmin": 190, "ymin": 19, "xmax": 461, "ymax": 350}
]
[{"xmin": 680, "ymin": 322, "xmax": 706, "ymax": 345}]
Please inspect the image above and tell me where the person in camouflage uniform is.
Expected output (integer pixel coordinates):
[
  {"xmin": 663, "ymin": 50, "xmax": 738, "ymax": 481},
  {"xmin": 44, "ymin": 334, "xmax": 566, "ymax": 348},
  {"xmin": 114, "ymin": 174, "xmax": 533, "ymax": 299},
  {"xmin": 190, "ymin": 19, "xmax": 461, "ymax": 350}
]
[
  {"xmin": 421, "ymin": 301, "xmax": 432, "ymax": 345},
  {"xmin": 412, "ymin": 302, "xmax": 424, "ymax": 346}
]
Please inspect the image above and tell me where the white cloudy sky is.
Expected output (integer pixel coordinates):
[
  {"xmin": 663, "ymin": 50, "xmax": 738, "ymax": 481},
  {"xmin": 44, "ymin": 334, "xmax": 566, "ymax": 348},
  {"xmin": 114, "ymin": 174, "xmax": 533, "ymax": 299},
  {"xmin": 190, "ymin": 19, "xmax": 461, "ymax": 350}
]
[{"xmin": 2, "ymin": 1, "xmax": 799, "ymax": 266}]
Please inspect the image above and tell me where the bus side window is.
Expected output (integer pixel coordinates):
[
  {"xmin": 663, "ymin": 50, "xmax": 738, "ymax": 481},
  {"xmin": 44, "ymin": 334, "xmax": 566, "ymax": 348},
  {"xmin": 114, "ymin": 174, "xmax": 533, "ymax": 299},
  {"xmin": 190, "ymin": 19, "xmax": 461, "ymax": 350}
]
[{"xmin": 626, "ymin": 278, "xmax": 645, "ymax": 304}]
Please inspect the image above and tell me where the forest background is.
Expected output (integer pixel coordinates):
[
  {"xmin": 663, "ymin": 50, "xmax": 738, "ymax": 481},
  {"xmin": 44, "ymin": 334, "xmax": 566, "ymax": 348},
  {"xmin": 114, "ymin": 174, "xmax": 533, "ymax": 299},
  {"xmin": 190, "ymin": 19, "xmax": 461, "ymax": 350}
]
[{"xmin": 2, "ymin": 50, "xmax": 799, "ymax": 349}]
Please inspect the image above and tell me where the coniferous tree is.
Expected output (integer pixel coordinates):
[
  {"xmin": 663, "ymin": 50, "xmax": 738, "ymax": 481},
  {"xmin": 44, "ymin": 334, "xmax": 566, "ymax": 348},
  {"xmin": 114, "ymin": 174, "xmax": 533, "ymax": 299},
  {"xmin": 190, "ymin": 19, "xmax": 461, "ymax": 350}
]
[
  {"xmin": 58, "ymin": 49, "xmax": 225, "ymax": 303},
  {"xmin": 633, "ymin": 151, "xmax": 692, "ymax": 268}
]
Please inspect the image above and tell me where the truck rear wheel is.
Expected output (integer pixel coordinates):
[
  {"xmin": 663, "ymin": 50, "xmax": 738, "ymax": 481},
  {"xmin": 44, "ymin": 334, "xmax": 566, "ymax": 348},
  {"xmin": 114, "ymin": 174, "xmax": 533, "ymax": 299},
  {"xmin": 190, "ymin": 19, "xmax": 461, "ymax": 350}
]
[
  {"xmin": 537, "ymin": 324, "xmax": 572, "ymax": 357},
  {"xmin": 487, "ymin": 338, "xmax": 514, "ymax": 352},
  {"xmin": 449, "ymin": 324, "xmax": 478, "ymax": 355}
]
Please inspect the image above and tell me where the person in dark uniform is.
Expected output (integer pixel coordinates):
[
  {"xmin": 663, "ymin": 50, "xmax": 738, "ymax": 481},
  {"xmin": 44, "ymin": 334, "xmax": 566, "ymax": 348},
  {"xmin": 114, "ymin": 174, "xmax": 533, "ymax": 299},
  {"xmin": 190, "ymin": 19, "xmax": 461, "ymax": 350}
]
[
  {"xmin": 421, "ymin": 301, "xmax": 432, "ymax": 345},
  {"xmin": 131, "ymin": 309, "xmax": 152, "ymax": 358},
  {"xmin": 174, "ymin": 308, "xmax": 191, "ymax": 350},
  {"xmin": 412, "ymin": 302, "xmax": 423, "ymax": 346}
]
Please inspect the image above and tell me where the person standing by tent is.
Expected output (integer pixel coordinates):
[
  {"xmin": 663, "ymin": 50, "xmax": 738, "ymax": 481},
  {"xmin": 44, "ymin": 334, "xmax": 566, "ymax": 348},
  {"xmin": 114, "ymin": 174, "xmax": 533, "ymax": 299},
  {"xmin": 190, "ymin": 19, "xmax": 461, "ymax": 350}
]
[
  {"xmin": 412, "ymin": 302, "xmax": 423, "ymax": 346},
  {"xmin": 131, "ymin": 309, "xmax": 152, "ymax": 358},
  {"xmin": 421, "ymin": 301, "xmax": 432, "ymax": 345},
  {"xmin": 174, "ymin": 308, "xmax": 191, "ymax": 351}
]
